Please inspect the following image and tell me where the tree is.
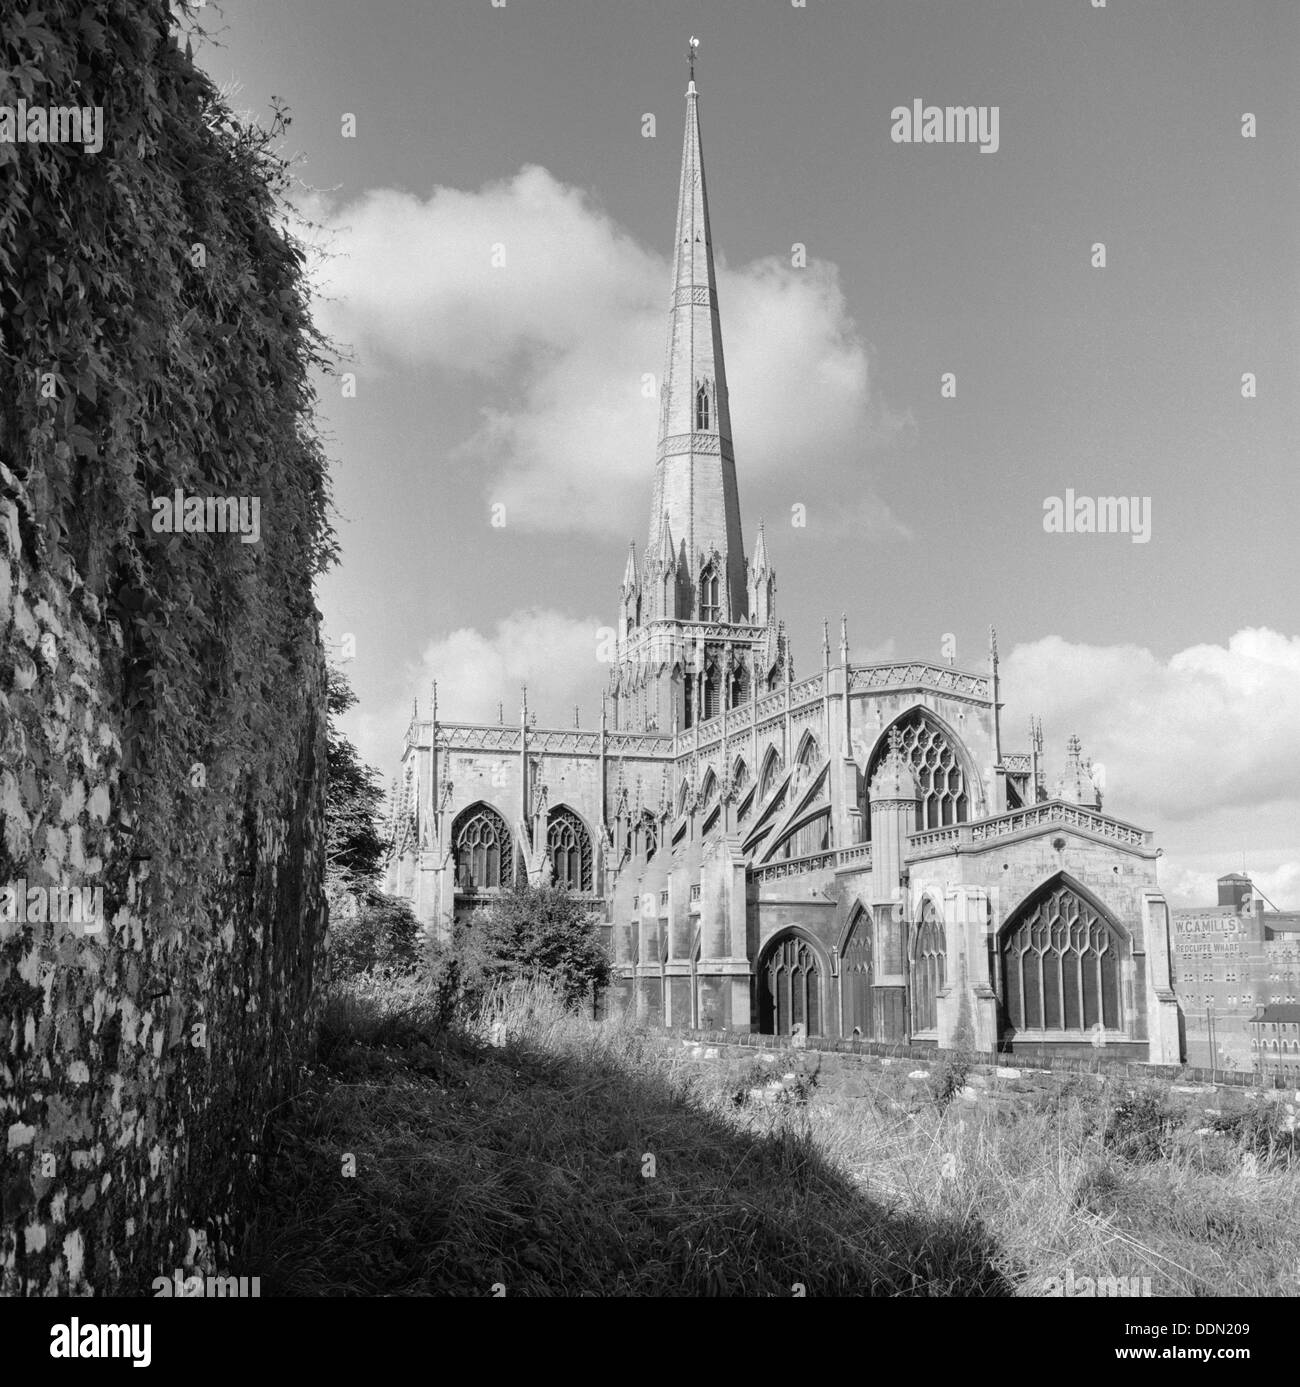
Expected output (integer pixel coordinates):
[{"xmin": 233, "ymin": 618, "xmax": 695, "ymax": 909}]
[
  {"xmin": 324, "ymin": 664, "xmax": 417, "ymax": 977},
  {"xmin": 325, "ymin": 665, "xmax": 387, "ymax": 891},
  {"xmin": 451, "ymin": 882, "xmax": 613, "ymax": 1008}
]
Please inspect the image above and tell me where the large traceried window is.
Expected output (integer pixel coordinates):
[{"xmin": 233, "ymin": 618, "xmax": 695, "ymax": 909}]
[
  {"xmin": 546, "ymin": 807, "xmax": 592, "ymax": 892},
  {"xmin": 862, "ymin": 711, "xmax": 970, "ymax": 836},
  {"xmin": 912, "ymin": 897, "xmax": 946, "ymax": 1033},
  {"xmin": 1000, "ymin": 881, "xmax": 1123, "ymax": 1034},
  {"xmin": 696, "ymin": 384, "xmax": 710, "ymax": 431},
  {"xmin": 453, "ymin": 803, "xmax": 512, "ymax": 892}
]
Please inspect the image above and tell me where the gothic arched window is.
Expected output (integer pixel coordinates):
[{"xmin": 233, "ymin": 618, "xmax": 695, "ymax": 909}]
[
  {"xmin": 695, "ymin": 384, "xmax": 710, "ymax": 431},
  {"xmin": 703, "ymin": 661, "xmax": 721, "ymax": 719},
  {"xmin": 700, "ymin": 770, "xmax": 718, "ymax": 811},
  {"xmin": 546, "ymin": 807, "xmax": 593, "ymax": 892},
  {"xmin": 1000, "ymin": 881, "xmax": 1123, "ymax": 1034},
  {"xmin": 642, "ymin": 811, "xmax": 658, "ymax": 862},
  {"xmin": 452, "ymin": 803, "xmax": 512, "ymax": 892},
  {"xmin": 758, "ymin": 748, "xmax": 783, "ymax": 802},
  {"xmin": 912, "ymin": 898, "xmax": 946, "ymax": 1033},
  {"xmin": 862, "ymin": 711, "xmax": 970, "ymax": 837},
  {"xmin": 700, "ymin": 568, "xmax": 720, "ymax": 623}
]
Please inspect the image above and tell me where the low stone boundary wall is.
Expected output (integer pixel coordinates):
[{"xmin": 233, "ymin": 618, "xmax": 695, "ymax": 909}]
[{"xmin": 660, "ymin": 1027, "xmax": 1295, "ymax": 1093}]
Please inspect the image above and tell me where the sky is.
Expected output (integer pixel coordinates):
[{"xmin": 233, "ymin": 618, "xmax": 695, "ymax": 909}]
[{"xmin": 188, "ymin": 0, "xmax": 1300, "ymax": 907}]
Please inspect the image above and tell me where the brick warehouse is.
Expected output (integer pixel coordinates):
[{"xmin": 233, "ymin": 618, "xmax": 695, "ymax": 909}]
[{"xmin": 387, "ymin": 64, "xmax": 1182, "ymax": 1062}]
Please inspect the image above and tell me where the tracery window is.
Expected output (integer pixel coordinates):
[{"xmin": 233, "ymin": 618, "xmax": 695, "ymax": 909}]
[
  {"xmin": 696, "ymin": 384, "xmax": 710, "ymax": 431},
  {"xmin": 862, "ymin": 711, "xmax": 970, "ymax": 836},
  {"xmin": 912, "ymin": 897, "xmax": 946, "ymax": 1033},
  {"xmin": 453, "ymin": 804, "xmax": 512, "ymax": 891},
  {"xmin": 546, "ymin": 807, "xmax": 593, "ymax": 892},
  {"xmin": 642, "ymin": 811, "xmax": 658, "ymax": 862},
  {"xmin": 758, "ymin": 749, "xmax": 783, "ymax": 802},
  {"xmin": 1000, "ymin": 882, "xmax": 1123, "ymax": 1034},
  {"xmin": 700, "ymin": 569, "xmax": 720, "ymax": 623}
]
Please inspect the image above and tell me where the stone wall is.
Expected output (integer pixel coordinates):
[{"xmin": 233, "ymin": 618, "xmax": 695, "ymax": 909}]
[{"xmin": 0, "ymin": 0, "xmax": 330, "ymax": 1294}]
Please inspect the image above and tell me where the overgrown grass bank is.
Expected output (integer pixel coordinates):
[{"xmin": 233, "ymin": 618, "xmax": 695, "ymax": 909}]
[{"xmin": 239, "ymin": 978, "xmax": 1300, "ymax": 1296}]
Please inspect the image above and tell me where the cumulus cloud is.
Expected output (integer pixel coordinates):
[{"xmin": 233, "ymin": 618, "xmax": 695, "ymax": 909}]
[
  {"xmin": 306, "ymin": 167, "xmax": 908, "ymax": 536},
  {"xmin": 1001, "ymin": 628, "xmax": 1300, "ymax": 906},
  {"xmin": 1002, "ymin": 628, "xmax": 1300, "ymax": 822},
  {"xmin": 417, "ymin": 607, "xmax": 608, "ymax": 726}
]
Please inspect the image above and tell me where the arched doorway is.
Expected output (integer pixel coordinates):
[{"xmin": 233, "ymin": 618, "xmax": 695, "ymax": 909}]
[
  {"xmin": 841, "ymin": 909, "xmax": 873, "ymax": 1038},
  {"xmin": 758, "ymin": 932, "xmax": 825, "ymax": 1036}
]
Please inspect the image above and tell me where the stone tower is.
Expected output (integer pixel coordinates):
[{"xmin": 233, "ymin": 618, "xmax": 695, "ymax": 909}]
[{"xmin": 613, "ymin": 57, "xmax": 784, "ymax": 733}]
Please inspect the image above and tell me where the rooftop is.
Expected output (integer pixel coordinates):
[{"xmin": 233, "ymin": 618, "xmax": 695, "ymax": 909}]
[{"xmin": 1249, "ymin": 1005, "xmax": 1300, "ymax": 1024}]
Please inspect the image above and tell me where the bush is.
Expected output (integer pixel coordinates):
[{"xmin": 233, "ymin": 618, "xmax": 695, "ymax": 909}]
[
  {"xmin": 1104, "ymin": 1087, "xmax": 1179, "ymax": 1164},
  {"xmin": 932, "ymin": 1049, "xmax": 972, "ymax": 1110},
  {"xmin": 1211, "ymin": 1103, "xmax": 1299, "ymax": 1172},
  {"xmin": 326, "ymin": 887, "xmax": 421, "ymax": 979},
  {"xmin": 428, "ymin": 882, "xmax": 613, "ymax": 1011}
]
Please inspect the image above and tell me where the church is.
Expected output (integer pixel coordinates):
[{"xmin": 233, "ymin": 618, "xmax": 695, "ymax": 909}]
[{"xmin": 387, "ymin": 61, "xmax": 1182, "ymax": 1062}]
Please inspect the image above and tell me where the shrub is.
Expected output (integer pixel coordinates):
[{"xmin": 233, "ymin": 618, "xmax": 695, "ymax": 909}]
[
  {"xmin": 326, "ymin": 886, "xmax": 421, "ymax": 979},
  {"xmin": 429, "ymin": 882, "xmax": 613, "ymax": 1011},
  {"xmin": 1211, "ymin": 1103, "xmax": 1299, "ymax": 1172},
  {"xmin": 1104, "ymin": 1087, "xmax": 1179, "ymax": 1164},
  {"xmin": 933, "ymin": 1049, "xmax": 972, "ymax": 1110}
]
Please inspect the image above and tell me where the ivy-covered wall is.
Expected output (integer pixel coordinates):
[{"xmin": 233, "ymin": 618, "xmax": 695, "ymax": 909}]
[{"xmin": 0, "ymin": 2, "xmax": 333, "ymax": 1293}]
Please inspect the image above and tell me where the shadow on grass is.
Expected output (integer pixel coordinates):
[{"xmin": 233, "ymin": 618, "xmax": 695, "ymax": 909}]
[{"xmin": 237, "ymin": 988, "xmax": 1019, "ymax": 1296}]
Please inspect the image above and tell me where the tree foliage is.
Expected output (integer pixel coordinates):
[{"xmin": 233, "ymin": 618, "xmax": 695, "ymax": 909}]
[
  {"xmin": 323, "ymin": 665, "xmax": 418, "ymax": 977},
  {"xmin": 327, "ymin": 886, "xmax": 420, "ymax": 980},
  {"xmin": 325, "ymin": 666, "xmax": 387, "ymax": 892},
  {"xmin": 439, "ymin": 882, "xmax": 613, "ymax": 1009}
]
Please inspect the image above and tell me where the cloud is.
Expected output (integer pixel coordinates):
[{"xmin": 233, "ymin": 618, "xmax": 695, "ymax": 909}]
[
  {"xmin": 306, "ymin": 167, "xmax": 907, "ymax": 537},
  {"xmin": 417, "ymin": 607, "xmax": 609, "ymax": 727},
  {"xmin": 1002, "ymin": 628, "xmax": 1300, "ymax": 822},
  {"xmin": 1001, "ymin": 628, "xmax": 1300, "ymax": 907}
]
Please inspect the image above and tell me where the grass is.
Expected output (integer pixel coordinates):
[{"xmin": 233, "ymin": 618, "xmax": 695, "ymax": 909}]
[{"xmin": 237, "ymin": 975, "xmax": 1300, "ymax": 1296}]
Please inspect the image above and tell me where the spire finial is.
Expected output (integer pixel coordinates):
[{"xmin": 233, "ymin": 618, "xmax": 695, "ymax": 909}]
[{"xmin": 688, "ymin": 34, "xmax": 700, "ymax": 84}]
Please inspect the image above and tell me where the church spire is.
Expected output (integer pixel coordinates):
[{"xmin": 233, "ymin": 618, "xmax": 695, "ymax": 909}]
[{"xmin": 648, "ymin": 44, "xmax": 747, "ymax": 619}]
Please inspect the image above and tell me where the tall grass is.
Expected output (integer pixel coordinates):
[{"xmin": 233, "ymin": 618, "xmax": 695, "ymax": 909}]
[{"xmin": 238, "ymin": 974, "xmax": 1300, "ymax": 1297}]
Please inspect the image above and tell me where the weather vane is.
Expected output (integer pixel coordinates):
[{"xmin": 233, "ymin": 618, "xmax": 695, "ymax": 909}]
[{"xmin": 688, "ymin": 35, "xmax": 700, "ymax": 82}]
